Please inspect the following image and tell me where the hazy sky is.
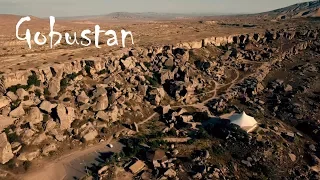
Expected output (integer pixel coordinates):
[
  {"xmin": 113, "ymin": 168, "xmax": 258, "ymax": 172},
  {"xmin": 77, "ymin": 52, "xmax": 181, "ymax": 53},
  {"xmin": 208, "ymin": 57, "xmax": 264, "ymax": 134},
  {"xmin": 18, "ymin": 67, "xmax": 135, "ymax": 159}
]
[{"xmin": 0, "ymin": 0, "xmax": 313, "ymax": 17}]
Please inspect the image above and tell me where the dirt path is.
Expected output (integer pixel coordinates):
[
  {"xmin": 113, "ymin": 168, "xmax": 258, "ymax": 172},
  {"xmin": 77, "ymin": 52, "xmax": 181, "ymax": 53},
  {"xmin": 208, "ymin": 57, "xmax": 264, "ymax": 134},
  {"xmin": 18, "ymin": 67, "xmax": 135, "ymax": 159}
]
[
  {"xmin": 21, "ymin": 113, "xmax": 158, "ymax": 180},
  {"xmin": 21, "ymin": 136, "xmax": 114, "ymax": 180}
]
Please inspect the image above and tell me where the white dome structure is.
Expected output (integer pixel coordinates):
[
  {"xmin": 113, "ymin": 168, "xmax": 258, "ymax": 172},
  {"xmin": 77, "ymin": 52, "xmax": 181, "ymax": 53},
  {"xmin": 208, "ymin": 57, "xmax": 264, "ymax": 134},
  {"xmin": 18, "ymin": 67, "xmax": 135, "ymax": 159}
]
[{"xmin": 228, "ymin": 111, "xmax": 258, "ymax": 133}]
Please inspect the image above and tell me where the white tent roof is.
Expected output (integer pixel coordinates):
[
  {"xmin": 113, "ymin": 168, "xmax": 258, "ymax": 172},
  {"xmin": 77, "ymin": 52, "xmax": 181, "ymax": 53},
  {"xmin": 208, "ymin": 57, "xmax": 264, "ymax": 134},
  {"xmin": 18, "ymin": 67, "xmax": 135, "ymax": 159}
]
[{"xmin": 228, "ymin": 112, "xmax": 258, "ymax": 132}]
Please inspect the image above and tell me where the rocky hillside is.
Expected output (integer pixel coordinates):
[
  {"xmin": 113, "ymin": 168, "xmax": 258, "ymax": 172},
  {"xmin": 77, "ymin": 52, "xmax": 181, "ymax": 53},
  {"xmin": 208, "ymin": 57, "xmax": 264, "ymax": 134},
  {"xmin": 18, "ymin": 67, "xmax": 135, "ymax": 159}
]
[{"xmin": 258, "ymin": 0, "xmax": 320, "ymax": 20}]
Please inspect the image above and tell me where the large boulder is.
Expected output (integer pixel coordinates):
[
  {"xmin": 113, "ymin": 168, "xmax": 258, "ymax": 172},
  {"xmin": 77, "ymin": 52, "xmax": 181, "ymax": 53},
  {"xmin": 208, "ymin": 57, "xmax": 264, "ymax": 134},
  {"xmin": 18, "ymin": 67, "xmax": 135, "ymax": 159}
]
[
  {"xmin": 56, "ymin": 104, "xmax": 75, "ymax": 130},
  {"xmin": 21, "ymin": 129, "xmax": 35, "ymax": 145},
  {"xmin": 109, "ymin": 105, "xmax": 119, "ymax": 123},
  {"xmin": 25, "ymin": 107, "xmax": 43, "ymax": 124},
  {"xmin": 16, "ymin": 88, "xmax": 29, "ymax": 100},
  {"xmin": 0, "ymin": 115, "xmax": 16, "ymax": 132},
  {"xmin": 121, "ymin": 57, "xmax": 136, "ymax": 69},
  {"xmin": 42, "ymin": 143, "xmax": 57, "ymax": 156},
  {"xmin": 77, "ymin": 91, "xmax": 90, "ymax": 104},
  {"xmin": 32, "ymin": 133, "xmax": 47, "ymax": 145},
  {"xmin": 0, "ymin": 133, "xmax": 14, "ymax": 164},
  {"xmin": 9, "ymin": 104, "xmax": 25, "ymax": 118},
  {"xmin": 57, "ymin": 104, "xmax": 75, "ymax": 130},
  {"xmin": 48, "ymin": 78, "xmax": 61, "ymax": 97},
  {"xmin": 0, "ymin": 96, "xmax": 10, "ymax": 109},
  {"xmin": 6, "ymin": 92, "xmax": 17, "ymax": 102},
  {"xmin": 80, "ymin": 123, "xmax": 98, "ymax": 142},
  {"xmin": 39, "ymin": 101, "xmax": 57, "ymax": 113},
  {"xmin": 44, "ymin": 119, "xmax": 57, "ymax": 132},
  {"xmin": 93, "ymin": 95, "xmax": 109, "ymax": 111},
  {"xmin": 95, "ymin": 111, "xmax": 109, "ymax": 122},
  {"xmin": 17, "ymin": 149, "xmax": 40, "ymax": 161}
]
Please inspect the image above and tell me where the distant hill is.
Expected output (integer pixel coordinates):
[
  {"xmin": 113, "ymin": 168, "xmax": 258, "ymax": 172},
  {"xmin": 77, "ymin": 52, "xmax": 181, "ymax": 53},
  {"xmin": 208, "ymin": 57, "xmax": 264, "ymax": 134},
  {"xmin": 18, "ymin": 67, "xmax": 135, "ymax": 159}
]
[
  {"xmin": 60, "ymin": 12, "xmax": 220, "ymax": 21},
  {"xmin": 257, "ymin": 0, "xmax": 320, "ymax": 20},
  {"xmin": 105, "ymin": 12, "xmax": 190, "ymax": 20}
]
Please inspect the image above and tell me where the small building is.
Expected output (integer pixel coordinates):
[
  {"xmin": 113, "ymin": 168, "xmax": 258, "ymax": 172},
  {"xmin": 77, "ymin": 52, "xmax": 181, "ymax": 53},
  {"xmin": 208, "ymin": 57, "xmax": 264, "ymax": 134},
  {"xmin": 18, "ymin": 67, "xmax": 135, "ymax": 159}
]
[{"xmin": 129, "ymin": 160, "xmax": 145, "ymax": 174}]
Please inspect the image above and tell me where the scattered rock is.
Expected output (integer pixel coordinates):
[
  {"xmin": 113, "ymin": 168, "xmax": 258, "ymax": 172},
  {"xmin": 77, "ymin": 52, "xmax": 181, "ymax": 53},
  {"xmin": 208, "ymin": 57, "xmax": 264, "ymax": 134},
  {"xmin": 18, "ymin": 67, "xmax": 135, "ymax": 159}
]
[
  {"xmin": 25, "ymin": 107, "xmax": 43, "ymax": 124},
  {"xmin": 39, "ymin": 101, "xmax": 57, "ymax": 113},
  {"xmin": 0, "ymin": 133, "xmax": 14, "ymax": 164},
  {"xmin": 93, "ymin": 95, "xmax": 109, "ymax": 111},
  {"xmin": 42, "ymin": 143, "xmax": 57, "ymax": 156},
  {"xmin": 77, "ymin": 91, "xmax": 90, "ymax": 104},
  {"xmin": 289, "ymin": 153, "xmax": 296, "ymax": 162},
  {"xmin": 164, "ymin": 168, "xmax": 177, "ymax": 178},
  {"xmin": 56, "ymin": 104, "xmax": 75, "ymax": 130},
  {"xmin": 9, "ymin": 104, "xmax": 25, "ymax": 118},
  {"xmin": 17, "ymin": 149, "xmax": 40, "ymax": 161}
]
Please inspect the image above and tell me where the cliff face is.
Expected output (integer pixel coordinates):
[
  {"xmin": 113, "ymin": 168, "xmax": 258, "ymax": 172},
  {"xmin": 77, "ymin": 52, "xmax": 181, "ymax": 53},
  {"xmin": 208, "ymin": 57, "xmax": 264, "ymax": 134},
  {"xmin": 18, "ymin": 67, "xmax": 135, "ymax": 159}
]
[{"xmin": 0, "ymin": 33, "xmax": 255, "ymax": 89}]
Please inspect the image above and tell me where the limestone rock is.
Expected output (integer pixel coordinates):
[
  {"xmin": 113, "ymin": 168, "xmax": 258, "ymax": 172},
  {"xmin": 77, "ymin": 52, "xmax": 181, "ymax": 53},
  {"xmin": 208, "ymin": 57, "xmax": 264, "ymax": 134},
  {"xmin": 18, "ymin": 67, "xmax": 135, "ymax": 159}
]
[
  {"xmin": 56, "ymin": 104, "xmax": 75, "ymax": 130},
  {"xmin": 80, "ymin": 123, "xmax": 98, "ymax": 142},
  {"xmin": 1, "ymin": 106, "xmax": 11, "ymax": 116},
  {"xmin": 164, "ymin": 168, "xmax": 177, "ymax": 178},
  {"xmin": 121, "ymin": 57, "xmax": 136, "ymax": 69},
  {"xmin": 109, "ymin": 105, "xmax": 119, "ymax": 123},
  {"xmin": 289, "ymin": 153, "xmax": 296, "ymax": 162},
  {"xmin": 0, "ymin": 115, "xmax": 15, "ymax": 132},
  {"xmin": 48, "ymin": 78, "xmax": 61, "ymax": 97},
  {"xmin": 9, "ymin": 104, "xmax": 25, "ymax": 118},
  {"xmin": 21, "ymin": 129, "xmax": 35, "ymax": 145},
  {"xmin": 16, "ymin": 88, "xmax": 29, "ymax": 100},
  {"xmin": 0, "ymin": 96, "xmax": 10, "ymax": 109},
  {"xmin": 17, "ymin": 149, "xmax": 40, "ymax": 161},
  {"xmin": 39, "ymin": 101, "xmax": 57, "ymax": 113},
  {"xmin": 6, "ymin": 92, "xmax": 17, "ymax": 102},
  {"xmin": 45, "ymin": 120, "xmax": 57, "ymax": 132},
  {"xmin": 32, "ymin": 133, "xmax": 47, "ymax": 145},
  {"xmin": 95, "ymin": 111, "xmax": 109, "ymax": 122},
  {"xmin": 25, "ymin": 107, "xmax": 43, "ymax": 124},
  {"xmin": 77, "ymin": 91, "xmax": 90, "ymax": 104},
  {"xmin": 0, "ymin": 133, "xmax": 14, "ymax": 164},
  {"xmin": 42, "ymin": 143, "xmax": 57, "ymax": 156},
  {"xmin": 93, "ymin": 95, "xmax": 109, "ymax": 111}
]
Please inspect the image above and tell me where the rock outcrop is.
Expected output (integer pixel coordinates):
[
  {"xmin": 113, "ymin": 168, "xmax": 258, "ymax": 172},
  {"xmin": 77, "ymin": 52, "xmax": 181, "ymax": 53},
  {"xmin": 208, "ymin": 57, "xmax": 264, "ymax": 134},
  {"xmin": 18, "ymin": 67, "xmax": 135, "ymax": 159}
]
[{"xmin": 0, "ymin": 133, "xmax": 14, "ymax": 164}]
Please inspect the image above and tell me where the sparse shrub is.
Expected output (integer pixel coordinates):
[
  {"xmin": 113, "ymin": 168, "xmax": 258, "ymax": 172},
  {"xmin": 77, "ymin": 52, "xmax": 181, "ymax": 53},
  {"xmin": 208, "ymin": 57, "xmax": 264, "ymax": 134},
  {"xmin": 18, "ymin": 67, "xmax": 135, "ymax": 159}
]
[
  {"xmin": 23, "ymin": 161, "xmax": 32, "ymax": 171},
  {"xmin": 115, "ymin": 82, "xmax": 122, "ymax": 89},
  {"xmin": 212, "ymin": 145, "xmax": 225, "ymax": 155},
  {"xmin": 43, "ymin": 114, "xmax": 49, "ymax": 122},
  {"xmin": 10, "ymin": 100, "xmax": 21, "ymax": 110},
  {"xmin": 23, "ymin": 96, "xmax": 29, "ymax": 101},
  {"xmin": 196, "ymin": 127, "xmax": 210, "ymax": 139},
  {"xmin": 44, "ymin": 88, "xmax": 51, "ymax": 96},
  {"xmin": 97, "ymin": 69, "xmax": 108, "ymax": 75},
  {"xmin": 27, "ymin": 73, "xmax": 41, "ymax": 87},
  {"xmin": 143, "ymin": 62, "xmax": 151, "ymax": 68},
  {"xmin": 7, "ymin": 84, "xmax": 28, "ymax": 93},
  {"xmin": 84, "ymin": 65, "xmax": 91, "ymax": 75},
  {"xmin": 34, "ymin": 89, "xmax": 42, "ymax": 97},
  {"xmin": 66, "ymin": 72, "xmax": 78, "ymax": 80},
  {"xmin": 187, "ymin": 139, "xmax": 195, "ymax": 145},
  {"xmin": 148, "ymin": 139, "xmax": 168, "ymax": 149},
  {"xmin": 7, "ymin": 159, "xmax": 15, "ymax": 169},
  {"xmin": 4, "ymin": 126, "xmax": 19, "ymax": 143},
  {"xmin": 60, "ymin": 78, "xmax": 69, "ymax": 90},
  {"xmin": 145, "ymin": 75, "xmax": 159, "ymax": 87}
]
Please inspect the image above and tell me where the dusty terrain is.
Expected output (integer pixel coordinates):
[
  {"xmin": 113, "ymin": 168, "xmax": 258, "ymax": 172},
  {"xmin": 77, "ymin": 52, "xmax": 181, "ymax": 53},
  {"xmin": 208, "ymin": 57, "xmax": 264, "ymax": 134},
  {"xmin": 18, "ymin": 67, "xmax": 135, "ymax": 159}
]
[{"xmin": 0, "ymin": 1, "xmax": 320, "ymax": 180}]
